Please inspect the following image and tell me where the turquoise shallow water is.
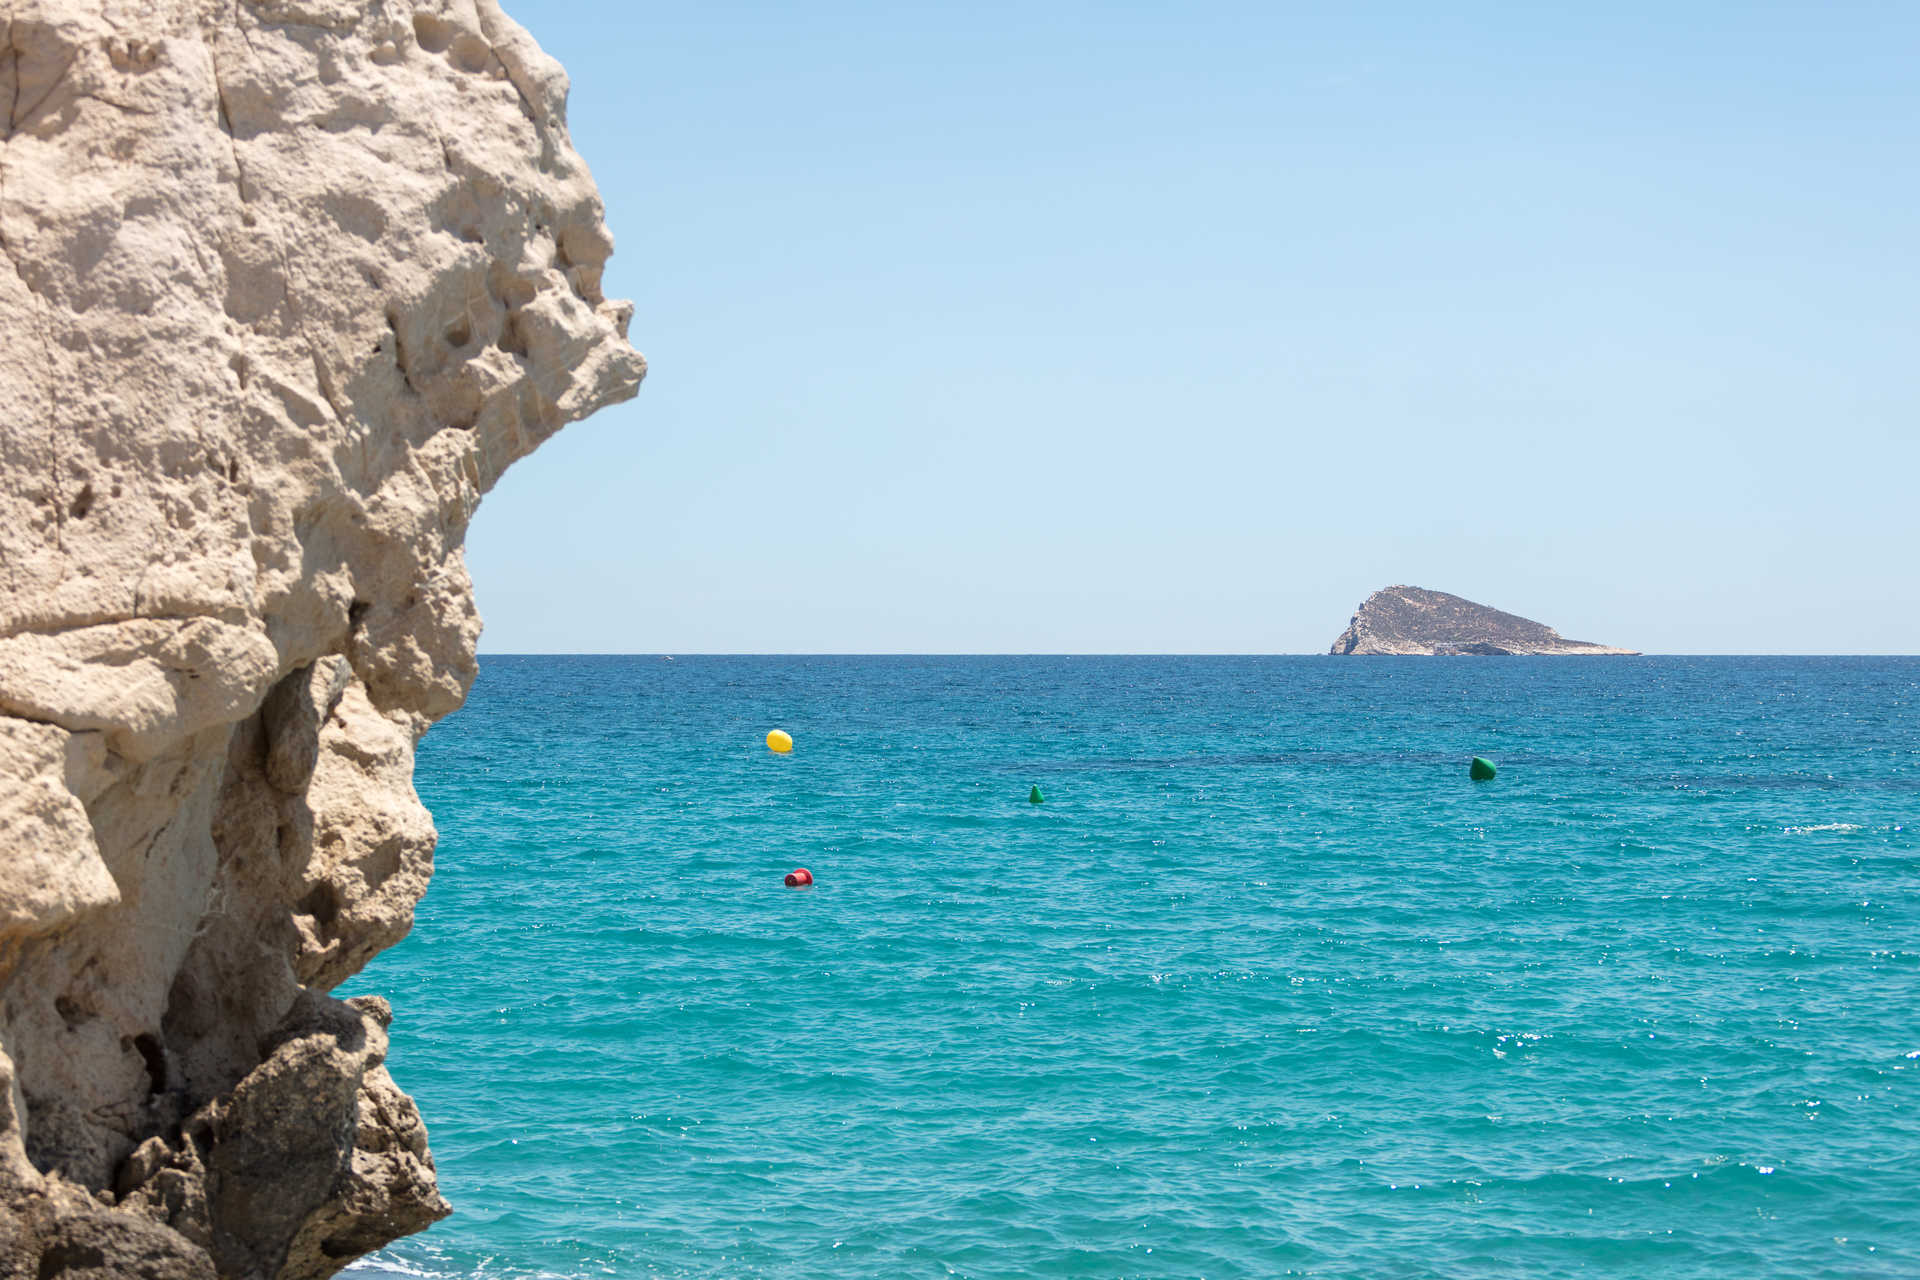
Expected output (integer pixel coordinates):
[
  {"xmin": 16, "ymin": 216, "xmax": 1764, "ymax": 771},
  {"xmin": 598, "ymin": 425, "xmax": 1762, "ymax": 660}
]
[{"xmin": 347, "ymin": 656, "xmax": 1920, "ymax": 1279}]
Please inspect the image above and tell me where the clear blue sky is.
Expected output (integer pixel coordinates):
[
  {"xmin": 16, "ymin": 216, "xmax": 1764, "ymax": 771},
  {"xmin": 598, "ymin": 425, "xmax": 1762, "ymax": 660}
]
[{"xmin": 473, "ymin": 2, "xmax": 1918, "ymax": 654}]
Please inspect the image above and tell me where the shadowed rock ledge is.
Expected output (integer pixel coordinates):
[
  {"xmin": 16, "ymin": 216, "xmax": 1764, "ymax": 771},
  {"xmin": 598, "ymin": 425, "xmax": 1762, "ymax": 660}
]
[
  {"xmin": 0, "ymin": 1, "xmax": 643, "ymax": 1275},
  {"xmin": 1330, "ymin": 586, "xmax": 1637, "ymax": 656}
]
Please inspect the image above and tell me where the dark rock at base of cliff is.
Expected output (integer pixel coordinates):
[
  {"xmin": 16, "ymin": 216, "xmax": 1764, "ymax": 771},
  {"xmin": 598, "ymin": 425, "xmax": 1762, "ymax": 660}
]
[{"xmin": 0, "ymin": 1179, "xmax": 214, "ymax": 1280}]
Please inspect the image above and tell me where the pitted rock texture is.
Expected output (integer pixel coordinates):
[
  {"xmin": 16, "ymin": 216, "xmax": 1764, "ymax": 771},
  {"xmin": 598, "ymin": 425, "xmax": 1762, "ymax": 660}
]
[
  {"xmin": 1330, "ymin": 586, "xmax": 1637, "ymax": 656},
  {"xmin": 0, "ymin": 1, "xmax": 644, "ymax": 1275}
]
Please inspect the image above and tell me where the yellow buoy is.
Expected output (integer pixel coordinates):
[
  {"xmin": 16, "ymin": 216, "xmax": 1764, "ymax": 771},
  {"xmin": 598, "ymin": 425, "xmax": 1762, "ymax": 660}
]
[{"xmin": 765, "ymin": 729, "xmax": 793, "ymax": 754}]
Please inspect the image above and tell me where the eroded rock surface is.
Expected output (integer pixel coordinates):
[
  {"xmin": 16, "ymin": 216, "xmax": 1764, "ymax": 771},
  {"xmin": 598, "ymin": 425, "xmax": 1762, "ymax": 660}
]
[
  {"xmin": 1330, "ymin": 586, "xmax": 1637, "ymax": 656},
  {"xmin": 0, "ymin": 1, "xmax": 643, "ymax": 1274}
]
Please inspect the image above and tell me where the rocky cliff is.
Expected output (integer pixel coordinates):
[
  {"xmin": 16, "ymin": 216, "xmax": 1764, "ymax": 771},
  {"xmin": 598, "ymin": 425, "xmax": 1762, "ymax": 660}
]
[
  {"xmin": 1330, "ymin": 587, "xmax": 1636, "ymax": 655},
  {"xmin": 0, "ymin": 1, "xmax": 642, "ymax": 1275}
]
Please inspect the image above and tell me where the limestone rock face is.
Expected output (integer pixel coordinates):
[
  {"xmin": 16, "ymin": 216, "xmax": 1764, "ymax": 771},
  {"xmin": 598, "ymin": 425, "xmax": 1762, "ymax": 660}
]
[
  {"xmin": 0, "ymin": 0, "xmax": 644, "ymax": 1275},
  {"xmin": 1330, "ymin": 586, "xmax": 1637, "ymax": 656}
]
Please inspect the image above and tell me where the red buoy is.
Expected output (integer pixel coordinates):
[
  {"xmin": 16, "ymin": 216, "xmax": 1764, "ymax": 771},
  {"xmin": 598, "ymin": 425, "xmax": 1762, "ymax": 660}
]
[{"xmin": 784, "ymin": 868, "xmax": 813, "ymax": 888}]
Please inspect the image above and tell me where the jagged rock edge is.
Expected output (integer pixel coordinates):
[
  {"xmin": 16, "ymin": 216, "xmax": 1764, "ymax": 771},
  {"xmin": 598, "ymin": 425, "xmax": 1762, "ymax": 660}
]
[{"xmin": 0, "ymin": 2, "xmax": 642, "ymax": 1276}]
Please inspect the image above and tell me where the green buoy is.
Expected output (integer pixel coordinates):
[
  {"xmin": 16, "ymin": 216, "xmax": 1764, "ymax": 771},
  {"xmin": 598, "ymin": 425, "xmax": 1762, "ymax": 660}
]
[
  {"xmin": 1029, "ymin": 785, "xmax": 1044, "ymax": 804},
  {"xmin": 1469, "ymin": 756, "xmax": 1498, "ymax": 781}
]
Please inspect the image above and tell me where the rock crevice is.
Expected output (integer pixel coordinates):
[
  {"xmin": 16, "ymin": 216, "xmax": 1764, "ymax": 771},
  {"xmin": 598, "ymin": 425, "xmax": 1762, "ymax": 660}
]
[{"xmin": 0, "ymin": 1, "xmax": 642, "ymax": 1275}]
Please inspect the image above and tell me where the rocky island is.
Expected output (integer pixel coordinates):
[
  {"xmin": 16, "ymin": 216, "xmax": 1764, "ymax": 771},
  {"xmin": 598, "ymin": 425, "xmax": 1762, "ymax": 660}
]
[
  {"xmin": 1330, "ymin": 587, "xmax": 1637, "ymax": 656},
  {"xmin": 0, "ymin": 1, "xmax": 641, "ymax": 1276}
]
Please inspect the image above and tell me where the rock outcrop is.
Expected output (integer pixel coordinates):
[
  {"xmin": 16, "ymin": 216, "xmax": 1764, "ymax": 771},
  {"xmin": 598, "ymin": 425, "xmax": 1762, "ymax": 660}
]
[
  {"xmin": 1330, "ymin": 586, "xmax": 1636, "ymax": 655},
  {"xmin": 0, "ymin": 1, "xmax": 643, "ymax": 1275}
]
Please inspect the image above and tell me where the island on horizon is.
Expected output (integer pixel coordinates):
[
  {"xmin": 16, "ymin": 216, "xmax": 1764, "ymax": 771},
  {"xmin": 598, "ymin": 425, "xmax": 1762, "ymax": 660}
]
[{"xmin": 1330, "ymin": 585, "xmax": 1638, "ymax": 656}]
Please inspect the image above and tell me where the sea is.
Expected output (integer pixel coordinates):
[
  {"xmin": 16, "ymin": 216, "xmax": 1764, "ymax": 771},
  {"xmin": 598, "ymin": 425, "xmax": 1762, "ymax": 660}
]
[{"xmin": 344, "ymin": 655, "xmax": 1919, "ymax": 1279}]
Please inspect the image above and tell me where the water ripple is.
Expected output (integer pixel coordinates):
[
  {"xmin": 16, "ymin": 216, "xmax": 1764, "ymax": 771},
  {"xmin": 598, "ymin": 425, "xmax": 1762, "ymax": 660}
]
[{"xmin": 348, "ymin": 656, "xmax": 1920, "ymax": 1280}]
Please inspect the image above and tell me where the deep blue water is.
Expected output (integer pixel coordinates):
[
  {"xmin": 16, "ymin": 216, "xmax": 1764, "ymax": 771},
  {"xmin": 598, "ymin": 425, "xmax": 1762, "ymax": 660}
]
[{"xmin": 347, "ymin": 656, "xmax": 1919, "ymax": 1279}]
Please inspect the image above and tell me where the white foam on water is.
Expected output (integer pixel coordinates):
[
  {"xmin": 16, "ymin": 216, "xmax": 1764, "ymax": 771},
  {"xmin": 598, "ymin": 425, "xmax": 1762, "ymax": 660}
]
[
  {"xmin": 344, "ymin": 1256, "xmax": 583, "ymax": 1280},
  {"xmin": 344, "ymin": 1260, "xmax": 448, "ymax": 1279}
]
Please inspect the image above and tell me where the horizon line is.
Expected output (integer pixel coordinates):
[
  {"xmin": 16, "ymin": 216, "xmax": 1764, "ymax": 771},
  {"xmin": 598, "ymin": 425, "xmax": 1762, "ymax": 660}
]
[{"xmin": 471, "ymin": 651, "xmax": 1920, "ymax": 659}]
